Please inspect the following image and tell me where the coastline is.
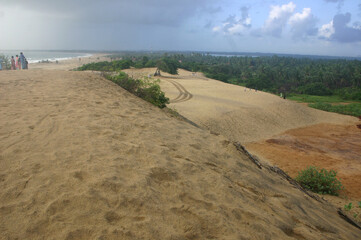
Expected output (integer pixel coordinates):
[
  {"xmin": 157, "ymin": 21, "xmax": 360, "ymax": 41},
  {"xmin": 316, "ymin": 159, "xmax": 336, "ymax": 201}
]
[{"xmin": 29, "ymin": 53, "xmax": 110, "ymax": 70}]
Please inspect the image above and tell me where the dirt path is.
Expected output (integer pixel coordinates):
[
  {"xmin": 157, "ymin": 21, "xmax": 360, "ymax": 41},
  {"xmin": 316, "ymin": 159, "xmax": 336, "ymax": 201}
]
[{"xmin": 164, "ymin": 79, "xmax": 193, "ymax": 103}]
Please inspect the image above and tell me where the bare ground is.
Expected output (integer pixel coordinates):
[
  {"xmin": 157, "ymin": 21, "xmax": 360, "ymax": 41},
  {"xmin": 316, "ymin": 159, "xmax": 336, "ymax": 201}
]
[{"xmin": 1, "ymin": 66, "xmax": 361, "ymax": 239}]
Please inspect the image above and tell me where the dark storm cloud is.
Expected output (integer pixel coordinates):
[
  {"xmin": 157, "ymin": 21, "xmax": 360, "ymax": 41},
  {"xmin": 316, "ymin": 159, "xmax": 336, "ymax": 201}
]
[
  {"xmin": 0, "ymin": 0, "xmax": 218, "ymax": 27},
  {"xmin": 330, "ymin": 13, "xmax": 361, "ymax": 42}
]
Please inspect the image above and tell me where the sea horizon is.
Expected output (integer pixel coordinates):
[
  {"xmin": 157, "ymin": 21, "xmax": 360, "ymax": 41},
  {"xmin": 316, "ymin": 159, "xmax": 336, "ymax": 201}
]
[{"xmin": 0, "ymin": 50, "xmax": 93, "ymax": 64}]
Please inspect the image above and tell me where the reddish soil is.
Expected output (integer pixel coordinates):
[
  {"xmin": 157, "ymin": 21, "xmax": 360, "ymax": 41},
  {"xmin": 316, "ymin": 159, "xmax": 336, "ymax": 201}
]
[{"xmin": 246, "ymin": 123, "xmax": 361, "ymax": 199}]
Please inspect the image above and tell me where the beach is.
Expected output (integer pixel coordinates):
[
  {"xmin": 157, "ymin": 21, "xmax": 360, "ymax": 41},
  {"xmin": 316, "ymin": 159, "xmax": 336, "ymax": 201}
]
[{"xmin": 1, "ymin": 59, "xmax": 361, "ymax": 239}]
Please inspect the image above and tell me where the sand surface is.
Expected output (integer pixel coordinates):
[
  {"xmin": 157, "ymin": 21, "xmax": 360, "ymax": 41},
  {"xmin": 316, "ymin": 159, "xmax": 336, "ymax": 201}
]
[
  {"xmin": 124, "ymin": 68, "xmax": 361, "ymax": 204},
  {"xmin": 246, "ymin": 123, "xmax": 361, "ymax": 198},
  {"xmin": 123, "ymin": 68, "xmax": 357, "ymax": 143},
  {"xmin": 1, "ymin": 64, "xmax": 361, "ymax": 239}
]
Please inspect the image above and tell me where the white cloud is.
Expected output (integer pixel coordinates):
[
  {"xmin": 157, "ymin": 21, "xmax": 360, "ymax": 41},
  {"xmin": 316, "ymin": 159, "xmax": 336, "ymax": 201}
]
[
  {"xmin": 289, "ymin": 8, "xmax": 318, "ymax": 39},
  {"xmin": 228, "ymin": 23, "xmax": 247, "ymax": 35},
  {"xmin": 319, "ymin": 21, "xmax": 335, "ymax": 39},
  {"xmin": 289, "ymin": 8, "xmax": 310, "ymax": 24},
  {"xmin": 212, "ymin": 6, "xmax": 251, "ymax": 36},
  {"xmin": 263, "ymin": 2, "xmax": 296, "ymax": 37}
]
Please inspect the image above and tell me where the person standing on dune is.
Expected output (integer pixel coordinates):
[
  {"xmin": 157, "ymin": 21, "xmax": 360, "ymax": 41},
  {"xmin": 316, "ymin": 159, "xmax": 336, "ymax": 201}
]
[
  {"xmin": 15, "ymin": 55, "xmax": 19, "ymax": 69},
  {"xmin": 20, "ymin": 52, "xmax": 27, "ymax": 70},
  {"xmin": 17, "ymin": 55, "xmax": 22, "ymax": 69},
  {"xmin": 11, "ymin": 56, "xmax": 16, "ymax": 70}
]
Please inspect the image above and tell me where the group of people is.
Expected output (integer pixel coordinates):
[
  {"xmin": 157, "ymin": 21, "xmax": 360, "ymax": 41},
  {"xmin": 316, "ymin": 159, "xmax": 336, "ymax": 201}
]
[
  {"xmin": 11, "ymin": 52, "xmax": 28, "ymax": 70},
  {"xmin": 0, "ymin": 52, "xmax": 28, "ymax": 71}
]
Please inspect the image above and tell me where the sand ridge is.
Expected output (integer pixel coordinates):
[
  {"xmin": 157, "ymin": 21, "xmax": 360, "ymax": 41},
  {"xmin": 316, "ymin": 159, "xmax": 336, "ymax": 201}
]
[{"xmin": 1, "ymin": 68, "xmax": 361, "ymax": 239}]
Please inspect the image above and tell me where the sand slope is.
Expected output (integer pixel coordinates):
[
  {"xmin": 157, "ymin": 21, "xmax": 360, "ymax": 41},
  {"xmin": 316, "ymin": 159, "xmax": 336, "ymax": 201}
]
[
  {"xmin": 123, "ymin": 68, "xmax": 357, "ymax": 144},
  {"xmin": 1, "ymin": 69, "xmax": 361, "ymax": 239}
]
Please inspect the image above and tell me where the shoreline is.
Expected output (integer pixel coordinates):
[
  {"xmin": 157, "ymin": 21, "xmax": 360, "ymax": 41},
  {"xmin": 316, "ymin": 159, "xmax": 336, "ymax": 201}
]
[
  {"xmin": 28, "ymin": 53, "xmax": 93, "ymax": 64},
  {"xmin": 28, "ymin": 53, "xmax": 110, "ymax": 70},
  {"xmin": 0, "ymin": 50, "xmax": 95, "ymax": 63}
]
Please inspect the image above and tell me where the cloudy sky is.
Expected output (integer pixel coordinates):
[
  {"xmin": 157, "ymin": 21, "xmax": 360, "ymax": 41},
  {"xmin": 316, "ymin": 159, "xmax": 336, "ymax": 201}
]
[{"xmin": 1, "ymin": 0, "xmax": 360, "ymax": 56}]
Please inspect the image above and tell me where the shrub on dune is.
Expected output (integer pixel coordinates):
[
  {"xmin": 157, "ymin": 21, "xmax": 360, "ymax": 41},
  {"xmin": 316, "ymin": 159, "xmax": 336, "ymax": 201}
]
[{"xmin": 296, "ymin": 166, "xmax": 343, "ymax": 196}]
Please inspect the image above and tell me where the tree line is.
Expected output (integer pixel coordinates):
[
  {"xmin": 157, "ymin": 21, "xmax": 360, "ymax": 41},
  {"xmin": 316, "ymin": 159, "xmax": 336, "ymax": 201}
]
[{"xmin": 78, "ymin": 52, "xmax": 361, "ymax": 100}]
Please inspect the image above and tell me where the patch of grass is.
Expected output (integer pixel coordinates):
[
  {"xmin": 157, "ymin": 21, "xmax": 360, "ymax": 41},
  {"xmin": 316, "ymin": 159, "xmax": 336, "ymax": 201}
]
[
  {"xmin": 308, "ymin": 102, "xmax": 361, "ymax": 117},
  {"xmin": 288, "ymin": 94, "xmax": 361, "ymax": 117},
  {"xmin": 288, "ymin": 94, "xmax": 347, "ymax": 103},
  {"xmin": 295, "ymin": 166, "xmax": 344, "ymax": 196}
]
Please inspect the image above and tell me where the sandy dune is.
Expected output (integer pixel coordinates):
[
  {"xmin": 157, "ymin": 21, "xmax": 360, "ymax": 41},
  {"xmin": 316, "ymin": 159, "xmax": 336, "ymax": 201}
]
[
  {"xmin": 123, "ymin": 68, "xmax": 357, "ymax": 143},
  {"xmin": 1, "ymin": 68, "xmax": 361, "ymax": 239},
  {"xmin": 124, "ymin": 68, "xmax": 361, "ymax": 203}
]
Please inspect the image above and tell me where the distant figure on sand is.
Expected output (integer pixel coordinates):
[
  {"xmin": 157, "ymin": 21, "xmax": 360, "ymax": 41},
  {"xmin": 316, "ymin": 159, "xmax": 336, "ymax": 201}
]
[
  {"xmin": 0, "ymin": 58, "xmax": 2, "ymax": 70},
  {"xmin": 20, "ymin": 52, "xmax": 26, "ymax": 70},
  {"xmin": 16, "ymin": 55, "xmax": 20, "ymax": 69},
  {"xmin": 11, "ymin": 56, "xmax": 16, "ymax": 70},
  {"xmin": 24, "ymin": 58, "xmax": 28, "ymax": 69}
]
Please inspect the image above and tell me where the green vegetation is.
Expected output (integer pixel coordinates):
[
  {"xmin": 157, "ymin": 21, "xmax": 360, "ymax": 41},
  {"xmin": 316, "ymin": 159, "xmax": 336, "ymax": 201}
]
[
  {"xmin": 288, "ymin": 94, "xmax": 361, "ymax": 117},
  {"xmin": 77, "ymin": 56, "xmax": 179, "ymax": 75},
  {"xmin": 308, "ymin": 102, "xmax": 361, "ymax": 117},
  {"xmin": 295, "ymin": 166, "xmax": 343, "ymax": 196},
  {"xmin": 106, "ymin": 72, "xmax": 169, "ymax": 108},
  {"xmin": 288, "ymin": 94, "xmax": 345, "ymax": 103},
  {"xmin": 156, "ymin": 58, "xmax": 179, "ymax": 75},
  {"xmin": 78, "ymin": 52, "xmax": 361, "ymax": 115},
  {"xmin": 0, "ymin": 54, "xmax": 11, "ymax": 70},
  {"xmin": 344, "ymin": 202, "xmax": 353, "ymax": 211},
  {"xmin": 77, "ymin": 60, "xmax": 133, "ymax": 72},
  {"xmin": 77, "ymin": 58, "xmax": 171, "ymax": 108},
  {"xmin": 108, "ymin": 52, "xmax": 361, "ymax": 99}
]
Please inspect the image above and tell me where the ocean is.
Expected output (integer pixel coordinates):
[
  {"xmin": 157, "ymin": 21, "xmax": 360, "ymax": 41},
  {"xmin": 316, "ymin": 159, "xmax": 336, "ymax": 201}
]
[{"xmin": 0, "ymin": 50, "xmax": 92, "ymax": 63}]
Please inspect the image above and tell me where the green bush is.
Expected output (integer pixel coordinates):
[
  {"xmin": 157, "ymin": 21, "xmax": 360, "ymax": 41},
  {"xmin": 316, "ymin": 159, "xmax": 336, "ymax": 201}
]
[
  {"xmin": 107, "ymin": 72, "xmax": 169, "ymax": 108},
  {"xmin": 297, "ymin": 82, "xmax": 332, "ymax": 96},
  {"xmin": 156, "ymin": 58, "xmax": 179, "ymax": 75},
  {"xmin": 295, "ymin": 166, "xmax": 343, "ymax": 196},
  {"xmin": 77, "ymin": 60, "xmax": 133, "ymax": 72},
  {"xmin": 335, "ymin": 87, "xmax": 361, "ymax": 101}
]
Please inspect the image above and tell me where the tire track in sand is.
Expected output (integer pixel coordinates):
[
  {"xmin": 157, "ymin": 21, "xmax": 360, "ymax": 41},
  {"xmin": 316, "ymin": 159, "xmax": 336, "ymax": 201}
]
[{"xmin": 164, "ymin": 79, "xmax": 193, "ymax": 103}]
